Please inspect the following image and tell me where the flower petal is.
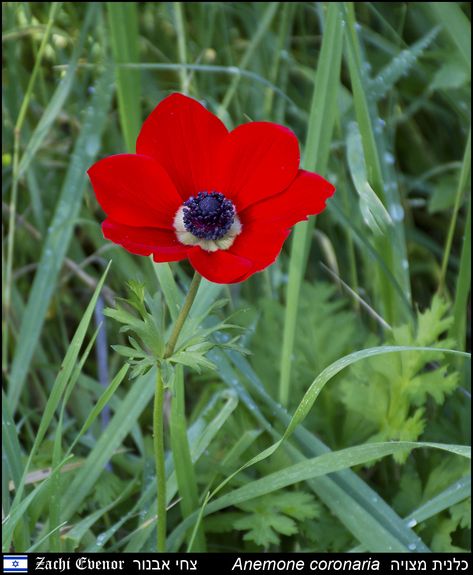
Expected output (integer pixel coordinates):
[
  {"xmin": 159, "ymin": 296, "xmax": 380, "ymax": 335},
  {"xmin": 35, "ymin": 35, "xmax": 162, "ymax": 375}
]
[
  {"xmin": 213, "ymin": 122, "xmax": 300, "ymax": 211},
  {"xmin": 102, "ymin": 219, "xmax": 188, "ymax": 262},
  {"xmin": 188, "ymin": 247, "xmax": 253, "ymax": 284},
  {"xmin": 242, "ymin": 169, "xmax": 335, "ymax": 227},
  {"xmin": 229, "ymin": 223, "xmax": 291, "ymax": 278},
  {"xmin": 88, "ymin": 154, "xmax": 181, "ymax": 229},
  {"xmin": 136, "ymin": 93, "xmax": 228, "ymax": 200}
]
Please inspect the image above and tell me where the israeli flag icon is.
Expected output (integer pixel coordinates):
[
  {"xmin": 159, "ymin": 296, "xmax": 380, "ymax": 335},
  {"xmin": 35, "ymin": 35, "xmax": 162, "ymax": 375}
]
[{"xmin": 3, "ymin": 556, "xmax": 28, "ymax": 573}]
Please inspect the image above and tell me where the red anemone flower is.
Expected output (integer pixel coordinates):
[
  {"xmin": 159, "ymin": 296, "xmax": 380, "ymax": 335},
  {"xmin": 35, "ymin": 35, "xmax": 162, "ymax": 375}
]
[{"xmin": 87, "ymin": 93, "xmax": 335, "ymax": 284}]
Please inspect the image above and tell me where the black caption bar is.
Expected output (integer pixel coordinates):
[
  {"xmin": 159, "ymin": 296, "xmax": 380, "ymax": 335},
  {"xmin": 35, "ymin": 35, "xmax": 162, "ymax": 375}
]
[{"xmin": 2, "ymin": 553, "xmax": 471, "ymax": 575}]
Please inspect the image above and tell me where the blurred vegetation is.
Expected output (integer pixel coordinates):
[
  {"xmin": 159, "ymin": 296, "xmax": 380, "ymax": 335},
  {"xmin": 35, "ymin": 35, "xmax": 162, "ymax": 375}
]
[{"xmin": 2, "ymin": 2, "xmax": 471, "ymax": 553}]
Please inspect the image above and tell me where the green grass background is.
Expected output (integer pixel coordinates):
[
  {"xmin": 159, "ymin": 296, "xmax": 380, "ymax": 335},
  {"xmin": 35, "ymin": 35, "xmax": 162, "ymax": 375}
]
[{"xmin": 2, "ymin": 2, "xmax": 471, "ymax": 553}]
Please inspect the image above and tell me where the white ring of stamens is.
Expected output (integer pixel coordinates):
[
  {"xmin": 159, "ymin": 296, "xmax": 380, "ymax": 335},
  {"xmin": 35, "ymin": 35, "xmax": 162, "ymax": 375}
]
[{"xmin": 173, "ymin": 206, "xmax": 242, "ymax": 252}]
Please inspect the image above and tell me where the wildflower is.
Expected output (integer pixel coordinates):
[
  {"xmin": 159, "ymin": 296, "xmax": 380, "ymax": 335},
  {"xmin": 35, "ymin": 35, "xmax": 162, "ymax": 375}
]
[{"xmin": 88, "ymin": 93, "xmax": 334, "ymax": 283}]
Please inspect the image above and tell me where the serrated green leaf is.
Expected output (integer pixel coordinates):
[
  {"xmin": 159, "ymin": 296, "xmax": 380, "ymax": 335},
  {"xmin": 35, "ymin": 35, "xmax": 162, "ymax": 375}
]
[
  {"xmin": 235, "ymin": 513, "xmax": 296, "ymax": 548},
  {"xmin": 450, "ymin": 499, "xmax": 471, "ymax": 530},
  {"xmin": 231, "ymin": 490, "xmax": 321, "ymax": 548},
  {"xmin": 111, "ymin": 344, "xmax": 145, "ymax": 359},
  {"xmin": 169, "ymin": 351, "xmax": 215, "ymax": 373}
]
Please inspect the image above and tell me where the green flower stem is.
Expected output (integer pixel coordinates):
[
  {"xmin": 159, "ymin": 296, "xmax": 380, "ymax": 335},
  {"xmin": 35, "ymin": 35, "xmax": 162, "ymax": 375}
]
[
  {"xmin": 154, "ymin": 271, "xmax": 202, "ymax": 552},
  {"xmin": 164, "ymin": 272, "xmax": 202, "ymax": 358}
]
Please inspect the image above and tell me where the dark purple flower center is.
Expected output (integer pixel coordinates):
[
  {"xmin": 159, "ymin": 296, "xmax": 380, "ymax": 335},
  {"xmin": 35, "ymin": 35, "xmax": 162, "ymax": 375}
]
[{"xmin": 183, "ymin": 191, "xmax": 235, "ymax": 240}]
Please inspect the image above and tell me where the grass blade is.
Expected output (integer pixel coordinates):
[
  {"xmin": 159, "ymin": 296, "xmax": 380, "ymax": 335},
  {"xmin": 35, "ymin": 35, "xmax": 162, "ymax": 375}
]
[
  {"xmin": 27, "ymin": 522, "xmax": 68, "ymax": 553},
  {"xmin": 206, "ymin": 441, "xmax": 470, "ymax": 511},
  {"xmin": 2, "ymin": 454, "xmax": 73, "ymax": 550},
  {"xmin": 439, "ymin": 128, "xmax": 471, "ymax": 293},
  {"xmin": 279, "ymin": 2, "xmax": 343, "ymax": 406},
  {"xmin": 170, "ymin": 366, "xmax": 206, "ymax": 550},
  {"xmin": 119, "ymin": 62, "xmax": 292, "ymax": 105},
  {"xmin": 405, "ymin": 475, "xmax": 471, "ymax": 527},
  {"xmin": 1, "ymin": 390, "xmax": 24, "ymax": 495},
  {"xmin": 206, "ymin": 345, "xmax": 469, "ymax": 526},
  {"xmin": 3, "ymin": 263, "xmax": 111, "ymax": 551},
  {"xmin": 218, "ymin": 2, "xmax": 279, "ymax": 118},
  {"xmin": 343, "ymin": 2, "xmax": 410, "ymax": 324},
  {"xmin": 450, "ymin": 194, "xmax": 471, "ymax": 355},
  {"xmin": 344, "ymin": 475, "xmax": 470, "ymax": 551},
  {"xmin": 63, "ymin": 480, "xmax": 137, "ymax": 550},
  {"xmin": 152, "ymin": 262, "xmax": 181, "ymax": 321},
  {"xmin": 17, "ymin": 3, "xmax": 99, "ymax": 177},
  {"xmin": 173, "ymin": 2, "xmax": 189, "ymax": 93},
  {"xmin": 60, "ymin": 367, "xmax": 156, "ymax": 521},
  {"xmin": 70, "ymin": 364, "xmax": 129, "ymax": 450},
  {"xmin": 107, "ymin": 2, "xmax": 141, "ymax": 152},
  {"xmin": 214, "ymin": 348, "xmax": 429, "ymax": 552},
  {"xmin": 169, "ymin": 440, "xmax": 469, "ymax": 551},
  {"xmin": 4, "ymin": 2, "xmax": 61, "ymax": 370},
  {"xmin": 346, "ymin": 121, "xmax": 392, "ymax": 235},
  {"xmin": 7, "ymin": 67, "xmax": 114, "ymax": 411},
  {"xmin": 425, "ymin": 2, "xmax": 471, "ymax": 71}
]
